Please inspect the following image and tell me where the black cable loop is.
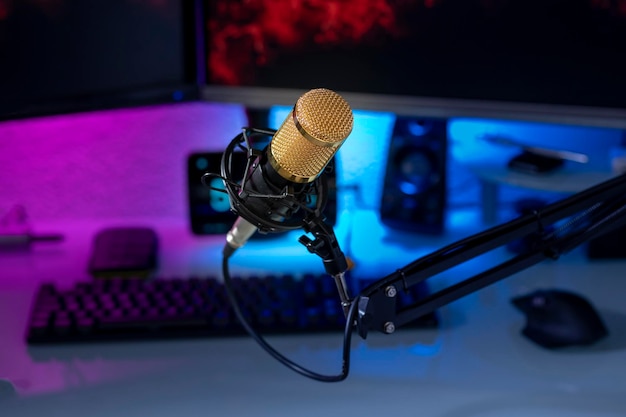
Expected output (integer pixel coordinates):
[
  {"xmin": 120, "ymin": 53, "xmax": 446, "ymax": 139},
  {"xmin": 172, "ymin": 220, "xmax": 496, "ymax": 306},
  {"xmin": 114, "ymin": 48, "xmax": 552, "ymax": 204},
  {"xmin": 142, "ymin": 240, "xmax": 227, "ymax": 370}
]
[{"xmin": 222, "ymin": 254, "xmax": 357, "ymax": 382}]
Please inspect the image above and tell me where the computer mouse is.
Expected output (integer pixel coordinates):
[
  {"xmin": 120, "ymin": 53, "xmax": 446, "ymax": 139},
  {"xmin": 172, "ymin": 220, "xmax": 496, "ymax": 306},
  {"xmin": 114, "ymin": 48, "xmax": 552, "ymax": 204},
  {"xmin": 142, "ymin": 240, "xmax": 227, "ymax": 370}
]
[{"xmin": 511, "ymin": 288, "xmax": 608, "ymax": 349}]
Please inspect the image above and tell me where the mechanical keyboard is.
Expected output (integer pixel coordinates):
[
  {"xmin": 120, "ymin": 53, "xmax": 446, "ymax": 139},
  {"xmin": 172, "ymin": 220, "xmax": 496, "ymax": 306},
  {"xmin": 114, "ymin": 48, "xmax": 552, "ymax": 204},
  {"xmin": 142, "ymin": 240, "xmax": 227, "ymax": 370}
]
[{"xmin": 26, "ymin": 273, "xmax": 437, "ymax": 344}]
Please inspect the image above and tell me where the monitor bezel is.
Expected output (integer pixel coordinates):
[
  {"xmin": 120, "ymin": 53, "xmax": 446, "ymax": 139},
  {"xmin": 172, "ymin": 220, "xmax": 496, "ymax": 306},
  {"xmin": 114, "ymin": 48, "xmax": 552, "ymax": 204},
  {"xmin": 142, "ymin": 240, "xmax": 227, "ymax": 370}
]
[
  {"xmin": 201, "ymin": 85, "xmax": 626, "ymax": 130},
  {"xmin": 1, "ymin": 0, "xmax": 205, "ymax": 122}
]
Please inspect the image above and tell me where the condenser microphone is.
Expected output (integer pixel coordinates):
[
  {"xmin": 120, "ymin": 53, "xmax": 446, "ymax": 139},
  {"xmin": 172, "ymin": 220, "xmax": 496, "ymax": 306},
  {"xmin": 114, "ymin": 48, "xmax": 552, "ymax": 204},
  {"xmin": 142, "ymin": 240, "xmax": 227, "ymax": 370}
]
[{"xmin": 223, "ymin": 88, "xmax": 354, "ymax": 257}]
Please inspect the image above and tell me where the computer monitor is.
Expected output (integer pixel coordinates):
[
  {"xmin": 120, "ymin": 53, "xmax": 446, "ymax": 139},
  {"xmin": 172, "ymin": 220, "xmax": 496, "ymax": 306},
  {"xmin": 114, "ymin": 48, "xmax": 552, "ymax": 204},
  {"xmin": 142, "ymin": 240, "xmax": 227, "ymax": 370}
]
[
  {"xmin": 0, "ymin": 0, "xmax": 202, "ymax": 121},
  {"xmin": 201, "ymin": 0, "xmax": 626, "ymax": 130}
]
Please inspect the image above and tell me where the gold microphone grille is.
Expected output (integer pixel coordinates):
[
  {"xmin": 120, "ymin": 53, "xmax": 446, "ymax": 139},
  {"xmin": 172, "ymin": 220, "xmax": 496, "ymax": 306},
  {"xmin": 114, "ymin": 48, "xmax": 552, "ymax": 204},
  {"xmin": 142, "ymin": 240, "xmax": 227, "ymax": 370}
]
[{"xmin": 269, "ymin": 89, "xmax": 353, "ymax": 183}]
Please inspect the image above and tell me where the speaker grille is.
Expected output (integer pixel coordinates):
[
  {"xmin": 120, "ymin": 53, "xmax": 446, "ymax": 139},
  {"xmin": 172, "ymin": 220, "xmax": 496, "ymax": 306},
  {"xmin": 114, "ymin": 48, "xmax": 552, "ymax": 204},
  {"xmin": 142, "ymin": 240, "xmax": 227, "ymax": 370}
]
[{"xmin": 269, "ymin": 89, "xmax": 353, "ymax": 183}]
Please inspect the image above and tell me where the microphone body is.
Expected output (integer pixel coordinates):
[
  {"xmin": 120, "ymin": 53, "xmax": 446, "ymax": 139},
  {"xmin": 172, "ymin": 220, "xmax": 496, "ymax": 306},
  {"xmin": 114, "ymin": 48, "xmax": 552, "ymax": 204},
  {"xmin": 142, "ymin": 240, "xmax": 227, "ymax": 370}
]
[
  {"xmin": 225, "ymin": 150, "xmax": 307, "ymax": 251},
  {"xmin": 223, "ymin": 88, "xmax": 353, "ymax": 256}
]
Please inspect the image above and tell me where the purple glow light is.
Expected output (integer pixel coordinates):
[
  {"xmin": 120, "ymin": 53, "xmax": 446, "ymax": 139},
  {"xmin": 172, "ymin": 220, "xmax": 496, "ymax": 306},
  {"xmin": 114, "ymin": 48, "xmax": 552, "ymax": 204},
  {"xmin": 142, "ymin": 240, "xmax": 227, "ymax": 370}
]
[{"xmin": 0, "ymin": 102, "xmax": 247, "ymax": 222}]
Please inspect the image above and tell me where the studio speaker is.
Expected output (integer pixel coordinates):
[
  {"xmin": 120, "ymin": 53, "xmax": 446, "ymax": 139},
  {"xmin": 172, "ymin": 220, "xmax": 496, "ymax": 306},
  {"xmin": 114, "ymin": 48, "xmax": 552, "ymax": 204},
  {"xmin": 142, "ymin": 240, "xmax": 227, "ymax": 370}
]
[{"xmin": 380, "ymin": 117, "xmax": 447, "ymax": 234}]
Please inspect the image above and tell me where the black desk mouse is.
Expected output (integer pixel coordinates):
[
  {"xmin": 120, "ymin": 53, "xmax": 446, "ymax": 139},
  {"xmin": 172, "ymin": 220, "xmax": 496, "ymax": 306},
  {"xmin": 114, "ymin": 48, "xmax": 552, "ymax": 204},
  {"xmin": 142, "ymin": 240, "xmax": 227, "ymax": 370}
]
[{"xmin": 511, "ymin": 289, "xmax": 608, "ymax": 349}]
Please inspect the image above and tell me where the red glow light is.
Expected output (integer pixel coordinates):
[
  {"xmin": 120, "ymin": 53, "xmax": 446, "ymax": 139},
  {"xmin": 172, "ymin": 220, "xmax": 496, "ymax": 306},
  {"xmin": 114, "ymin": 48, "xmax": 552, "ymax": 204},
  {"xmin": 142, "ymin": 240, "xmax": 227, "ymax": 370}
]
[{"xmin": 207, "ymin": 0, "xmax": 411, "ymax": 86}]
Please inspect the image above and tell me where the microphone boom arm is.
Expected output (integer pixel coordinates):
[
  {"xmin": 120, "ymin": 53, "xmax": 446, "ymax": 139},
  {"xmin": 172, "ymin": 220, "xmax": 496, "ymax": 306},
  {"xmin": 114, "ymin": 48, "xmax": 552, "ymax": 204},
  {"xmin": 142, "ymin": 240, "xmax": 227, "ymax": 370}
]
[
  {"xmin": 213, "ymin": 119, "xmax": 626, "ymax": 381},
  {"xmin": 355, "ymin": 173, "xmax": 626, "ymax": 339}
]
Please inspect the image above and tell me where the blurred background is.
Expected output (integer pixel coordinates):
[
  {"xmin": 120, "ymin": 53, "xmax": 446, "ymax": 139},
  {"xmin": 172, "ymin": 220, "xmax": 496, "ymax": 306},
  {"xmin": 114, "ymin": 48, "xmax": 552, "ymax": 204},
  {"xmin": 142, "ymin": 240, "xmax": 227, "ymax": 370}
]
[{"xmin": 2, "ymin": 1, "xmax": 626, "ymax": 408}]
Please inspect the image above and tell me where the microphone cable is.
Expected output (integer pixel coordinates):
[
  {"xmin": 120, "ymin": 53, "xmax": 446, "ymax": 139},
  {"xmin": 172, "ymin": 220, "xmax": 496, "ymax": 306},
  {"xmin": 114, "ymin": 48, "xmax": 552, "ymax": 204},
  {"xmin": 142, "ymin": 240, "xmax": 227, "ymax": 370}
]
[
  {"xmin": 221, "ymin": 254, "xmax": 359, "ymax": 382},
  {"xmin": 210, "ymin": 119, "xmax": 359, "ymax": 381}
]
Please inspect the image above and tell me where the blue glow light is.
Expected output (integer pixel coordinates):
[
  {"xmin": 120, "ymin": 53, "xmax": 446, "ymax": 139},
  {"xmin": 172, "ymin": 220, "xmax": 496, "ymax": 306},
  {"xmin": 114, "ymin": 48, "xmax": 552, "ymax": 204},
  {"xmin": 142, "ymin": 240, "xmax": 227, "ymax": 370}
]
[
  {"xmin": 400, "ymin": 181, "xmax": 419, "ymax": 196},
  {"xmin": 195, "ymin": 157, "xmax": 209, "ymax": 171},
  {"xmin": 261, "ymin": 107, "xmax": 625, "ymax": 279},
  {"xmin": 209, "ymin": 178, "xmax": 230, "ymax": 212},
  {"xmin": 407, "ymin": 119, "xmax": 431, "ymax": 137},
  {"xmin": 172, "ymin": 90, "xmax": 184, "ymax": 101},
  {"xmin": 409, "ymin": 340, "xmax": 443, "ymax": 357},
  {"xmin": 448, "ymin": 118, "xmax": 623, "ymax": 164}
]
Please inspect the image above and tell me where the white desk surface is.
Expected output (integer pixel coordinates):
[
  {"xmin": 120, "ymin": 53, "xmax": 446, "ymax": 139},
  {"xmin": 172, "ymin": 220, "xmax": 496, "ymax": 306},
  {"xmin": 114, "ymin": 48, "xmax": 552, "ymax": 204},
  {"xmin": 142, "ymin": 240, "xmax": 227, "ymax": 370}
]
[{"xmin": 2, "ymin": 213, "xmax": 626, "ymax": 417}]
